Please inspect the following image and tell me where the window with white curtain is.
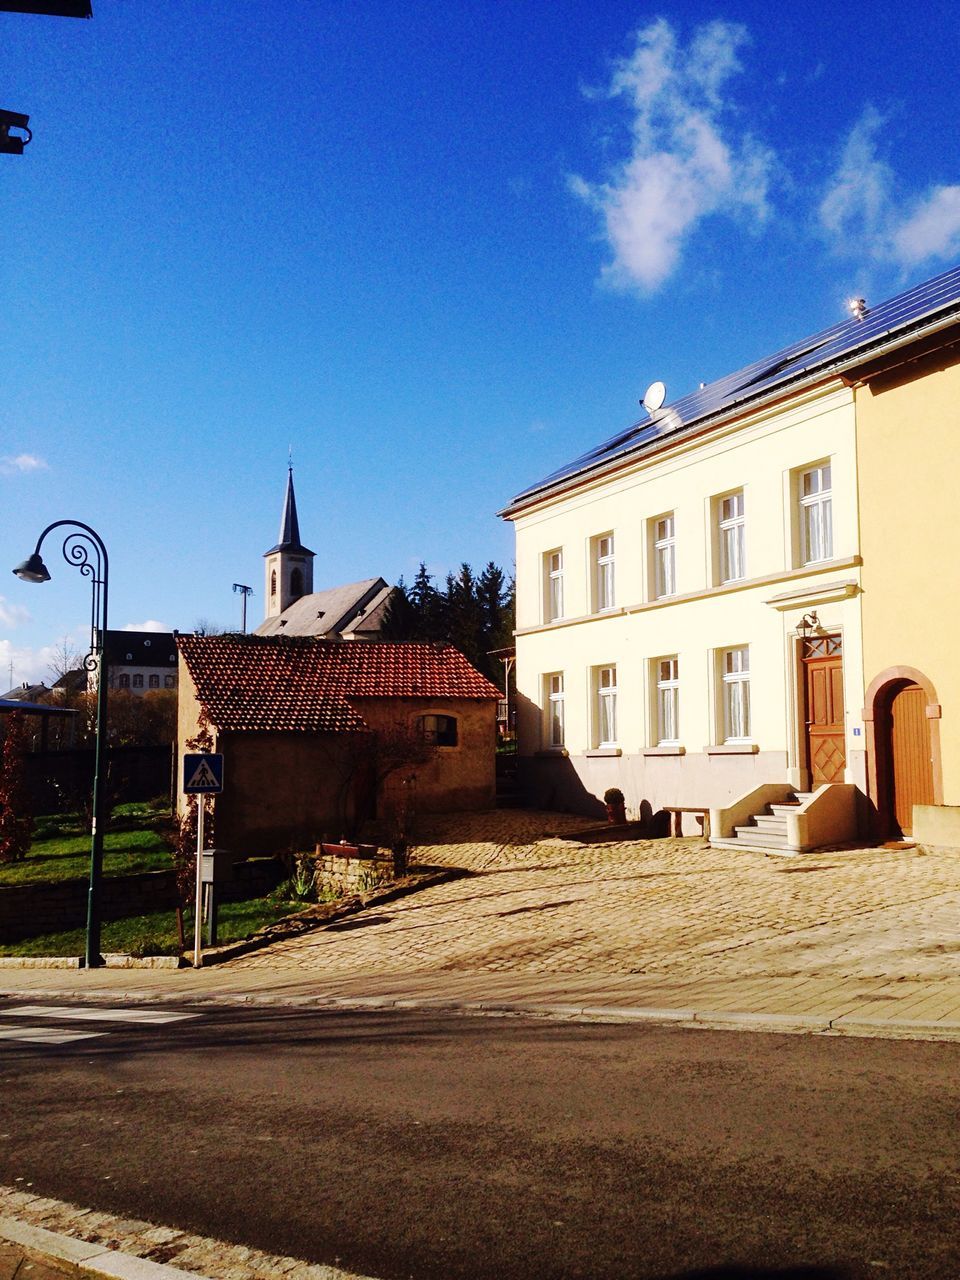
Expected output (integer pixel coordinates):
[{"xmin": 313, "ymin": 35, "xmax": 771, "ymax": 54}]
[{"xmin": 721, "ymin": 646, "xmax": 750, "ymax": 741}]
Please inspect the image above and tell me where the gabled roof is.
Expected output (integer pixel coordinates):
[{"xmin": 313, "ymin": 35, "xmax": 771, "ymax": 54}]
[
  {"xmin": 101, "ymin": 630, "xmax": 177, "ymax": 666},
  {"xmin": 177, "ymin": 634, "xmax": 501, "ymax": 734},
  {"xmin": 254, "ymin": 578, "xmax": 395, "ymax": 638},
  {"xmin": 264, "ymin": 466, "xmax": 315, "ymax": 557},
  {"xmin": 502, "ymin": 261, "xmax": 960, "ymax": 515}
]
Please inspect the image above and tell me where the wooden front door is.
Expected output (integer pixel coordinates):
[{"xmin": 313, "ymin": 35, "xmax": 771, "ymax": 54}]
[
  {"xmin": 888, "ymin": 682, "xmax": 934, "ymax": 836},
  {"xmin": 802, "ymin": 634, "xmax": 846, "ymax": 784}
]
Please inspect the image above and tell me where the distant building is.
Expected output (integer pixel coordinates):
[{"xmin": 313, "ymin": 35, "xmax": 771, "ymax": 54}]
[
  {"xmin": 93, "ymin": 631, "xmax": 178, "ymax": 695},
  {"xmin": 255, "ymin": 466, "xmax": 397, "ymax": 640}
]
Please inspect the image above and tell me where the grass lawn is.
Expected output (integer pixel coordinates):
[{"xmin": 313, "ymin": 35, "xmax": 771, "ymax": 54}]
[
  {"xmin": 0, "ymin": 897, "xmax": 302, "ymax": 958},
  {"xmin": 0, "ymin": 801, "xmax": 172, "ymax": 886},
  {"xmin": 0, "ymin": 800, "xmax": 303, "ymax": 956}
]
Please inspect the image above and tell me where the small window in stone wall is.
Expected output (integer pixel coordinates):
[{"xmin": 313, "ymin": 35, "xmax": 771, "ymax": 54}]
[{"xmin": 421, "ymin": 713, "xmax": 458, "ymax": 747}]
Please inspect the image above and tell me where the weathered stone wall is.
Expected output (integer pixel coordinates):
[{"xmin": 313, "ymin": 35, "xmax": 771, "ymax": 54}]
[{"xmin": 312, "ymin": 843, "xmax": 394, "ymax": 897}]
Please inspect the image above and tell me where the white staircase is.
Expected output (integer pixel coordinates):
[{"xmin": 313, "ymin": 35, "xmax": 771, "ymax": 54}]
[
  {"xmin": 710, "ymin": 783, "xmax": 860, "ymax": 855},
  {"xmin": 712, "ymin": 792, "xmax": 814, "ymax": 853}
]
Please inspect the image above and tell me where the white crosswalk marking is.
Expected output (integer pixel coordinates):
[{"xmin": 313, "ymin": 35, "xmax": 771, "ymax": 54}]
[
  {"xmin": 1, "ymin": 1005, "xmax": 198, "ymax": 1025},
  {"xmin": 0, "ymin": 1026, "xmax": 106, "ymax": 1044},
  {"xmin": 0, "ymin": 1003, "xmax": 200, "ymax": 1047}
]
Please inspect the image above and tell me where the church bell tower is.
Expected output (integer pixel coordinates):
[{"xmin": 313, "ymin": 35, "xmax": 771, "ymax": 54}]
[{"xmin": 263, "ymin": 466, "xmax": 315, "ymax": 620}]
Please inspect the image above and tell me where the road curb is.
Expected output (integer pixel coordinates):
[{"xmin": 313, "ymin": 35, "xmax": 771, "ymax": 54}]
[
  {"xmin": 2, "ymin": 982, "xmax": 960, "ymax": 1041},
  {"xmin": 0, "ymin": 1217, "xmax": 207, "ymax": 1280}
]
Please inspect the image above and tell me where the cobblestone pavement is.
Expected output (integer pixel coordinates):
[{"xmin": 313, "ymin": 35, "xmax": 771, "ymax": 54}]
[{"xmin": 228, "ymin": 810, "xmax": 960, "ymax": 986}]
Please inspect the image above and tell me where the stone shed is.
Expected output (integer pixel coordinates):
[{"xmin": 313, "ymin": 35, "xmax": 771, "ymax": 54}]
[{"xmin": 177, "ymin": 634, "xmax": 500, "ymax": 854}]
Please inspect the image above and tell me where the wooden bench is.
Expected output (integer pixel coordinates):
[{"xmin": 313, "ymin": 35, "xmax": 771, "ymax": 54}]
[{"xmin": 662, "ymin": 806, "xmax": 710, "ymax": 838}]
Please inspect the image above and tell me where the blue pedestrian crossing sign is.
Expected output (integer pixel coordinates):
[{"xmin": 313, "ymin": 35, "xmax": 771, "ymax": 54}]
[{"xmin": 183, "ymin": 753, "xmax": 224, "ymax": 794}]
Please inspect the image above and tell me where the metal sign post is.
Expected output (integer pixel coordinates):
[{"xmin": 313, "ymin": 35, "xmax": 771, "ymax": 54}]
[
  {"xmin": 182, "ymin": 752, "xmax": 224, "ymax": 969},
  {"xmin": 194, "ymin": 795, "xmax": 205, "ymax": 968}
]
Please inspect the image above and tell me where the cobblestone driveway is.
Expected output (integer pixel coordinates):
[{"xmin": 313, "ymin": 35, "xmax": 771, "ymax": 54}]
[{"xmin": 230, "ymin": 811, "xmax": 960, "ymax": 984}]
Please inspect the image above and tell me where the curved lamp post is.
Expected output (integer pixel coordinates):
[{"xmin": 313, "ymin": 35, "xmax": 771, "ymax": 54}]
[{"xmin": 13, "ymin": 520, "xmax": 108, "ymax": 969}]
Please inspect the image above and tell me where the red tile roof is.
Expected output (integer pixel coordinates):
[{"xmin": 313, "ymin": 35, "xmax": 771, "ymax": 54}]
[{"xmin": 177, "ymin": 635, "xmax": 501, "ymax": 733}]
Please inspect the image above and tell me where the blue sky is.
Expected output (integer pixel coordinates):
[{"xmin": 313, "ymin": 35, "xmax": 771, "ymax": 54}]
[{"xmin": 3, "ymin": 0, "xmax": 960, "ymax": 685}]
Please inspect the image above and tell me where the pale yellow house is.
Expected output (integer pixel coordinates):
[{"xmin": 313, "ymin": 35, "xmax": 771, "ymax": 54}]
[
  {"xmin": 501, "ymin": 264, "xmax": 960, "ymax": 851},
  {"xmin": 850, "ymin": 301, "xmax": 960, "ymax": 844}
]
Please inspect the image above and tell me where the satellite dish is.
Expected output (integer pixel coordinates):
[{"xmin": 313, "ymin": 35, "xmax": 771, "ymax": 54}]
[{"xmin": 642, "ymin": 380, "xmax": 666, "ymax": 412}]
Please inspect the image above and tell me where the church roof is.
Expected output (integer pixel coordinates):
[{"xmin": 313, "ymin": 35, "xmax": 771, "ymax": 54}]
[
  {"xmin": 177, "ymin": 634, "xmax": 500, "ymax": 734},
  {"xmin": 263, "ymin": 467, "xmax": 314, "ymax": 557},
  {"xmin": 255, "ymin": 578, "xmax": 395, "ymax": 638}
]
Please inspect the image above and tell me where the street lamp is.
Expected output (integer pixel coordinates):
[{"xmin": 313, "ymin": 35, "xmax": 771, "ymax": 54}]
[{"xmin": 13, "ymin": 520, "xmax": 108, "ymax": 968}]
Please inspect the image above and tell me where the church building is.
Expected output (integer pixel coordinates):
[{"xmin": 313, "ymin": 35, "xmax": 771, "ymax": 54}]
[{"xmin": 255, "ymin": 466, "xmax": 396, "ymax": 640}]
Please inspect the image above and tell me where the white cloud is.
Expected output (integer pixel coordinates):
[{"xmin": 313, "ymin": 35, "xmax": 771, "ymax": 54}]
[
  {"xmin": 820, "ymin": 107, "xmax": 960, "ymax": 267},
  {"xmin": 0, "ymin": 453, "xmax": 48, "ymax": 475},
  {"xmin": 121, "ymin": 619, "xmax": 170, "ymax": 633},
  {"xmin": 571, "ymin": 18, "xmax": 775, "ymax": 294},
  {"xmin": 0, "ymin": 597, "xmax": 30, "ymax": 629},
  {"xmin": 892, "ymin": 186, "xmax": 960, "ymax": 265}
]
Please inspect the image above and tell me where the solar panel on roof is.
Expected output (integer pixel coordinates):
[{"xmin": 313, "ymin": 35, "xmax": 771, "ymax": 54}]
[{"xmin": 507, "ymin": 261, "xmax": 960, "ymax": 509}]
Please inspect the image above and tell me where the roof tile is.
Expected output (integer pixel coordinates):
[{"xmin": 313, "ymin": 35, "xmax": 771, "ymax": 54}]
[{"xmin": 177, "ymin": 635, "xmax": 501, "ymax": 733}]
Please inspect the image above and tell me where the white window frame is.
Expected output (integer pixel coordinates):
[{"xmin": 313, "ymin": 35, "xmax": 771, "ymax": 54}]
[
  {"xmin": 720, "ymin": 646, "xmax": 751, "ymax": 743},
  {"xmin": 545, "ymin": 672, "xmax": 565, "ymax": 748},
  {"xmin": 654, "ymin": 656, "xmax": 680, "ymax": 745},
  {"xmin": 799, "ymin": 463, "xmax": 833, "ymax": 565},
  {"xmin": 595, "ymin": 664, "xmax": 618, "ymax": 747},
  {"xmin": 717, "ymin": 491, "xmax": 745, "ymax": 584},
  {"xmin": 544, "ymin": 549, "xmax": 564, "ymax": 622},
  {"xmin": 653, "ymin": 513, "xmax": 676, "ymax": 599},
  {"xmin": 594, "ymin": 533, "xmax": 615, "ymax": 612}
]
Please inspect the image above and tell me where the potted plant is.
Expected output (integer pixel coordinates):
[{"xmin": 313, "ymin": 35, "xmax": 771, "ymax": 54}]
[{"xmin": 603, "ymin": 787, "xmax": 626, "ymax": 825}]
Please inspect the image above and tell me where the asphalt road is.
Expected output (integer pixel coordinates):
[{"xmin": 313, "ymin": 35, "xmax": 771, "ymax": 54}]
[{"xmin": 0, "ymin": 1000, "xmax": 958, "ymax": 1280}]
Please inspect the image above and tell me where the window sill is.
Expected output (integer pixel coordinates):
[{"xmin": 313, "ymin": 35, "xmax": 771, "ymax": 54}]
[
  {"xmin": 586, "ymin": 747, "xmax": 622, "ymax": 758},
  {"xmin": 705, "ymin": 742, "xmax": 759, "ymax": 755},
  {"xmin": 644, "ymin": 745, "xmax": 685, "ymax": 756},
  {"xmin": 535, "ymin": 748, "xmax": 569, "ymax": 759}
]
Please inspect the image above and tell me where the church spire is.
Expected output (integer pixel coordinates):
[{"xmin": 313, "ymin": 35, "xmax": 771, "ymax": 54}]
[
  {"xmin": 263, "ymin": 463, "xmax": 315, "ymax": 620},
  {"xmin": 266, "ymin": 465, "xmax": 314, "ymax": 556}
]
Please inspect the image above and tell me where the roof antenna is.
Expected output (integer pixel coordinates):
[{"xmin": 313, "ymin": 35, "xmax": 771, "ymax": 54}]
[{"xmin": 848, "ymin": 297, "xmax": 868, "ymax": 321}]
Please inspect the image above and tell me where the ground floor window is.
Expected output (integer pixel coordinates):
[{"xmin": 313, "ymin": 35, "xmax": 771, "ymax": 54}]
[
  {"xmin": 544, "ymin": 672, "xmax": 565, "ymax": 747},
  {"xmin": 655, "ymin": 656, "xmax": 679, "ymax": 744},
  {"xmin": 721, "ymin": 646, "xmax": 750, "ymax": 741},
  {"xmin": 595, "ymin": 665, "xmax": 618, "ymax": 747}
]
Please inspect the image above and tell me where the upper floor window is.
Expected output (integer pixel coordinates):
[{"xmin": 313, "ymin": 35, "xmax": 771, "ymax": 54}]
[
  {"xmin": 544, "ymin": 549, "xmax": 564, "ymax": 622},
  {"xmin": 421, "ymin": 714, "xmax": 458, "ymax": 747},
  {"xmin": 593, "ymin": 533, "xmax": 615, "ymax": 612},
  {"xmin": 718, "ymin": 491, "xmax": 745, "ymax": 583},
  {"xmin": 545, "ymin": 672, "xmax": 564, "ymax": 748},
  {"xmin": 799, "ymin": 463, "xmax": 832, "ymax": 564},
  {"xmin": 655, "ymin": 657, "xmax": 679, "ymax": 744},
  {"xmin": 149, "ymin": 674, "xmax": 160, "ymax": 689},
  {"xmin": 290, "ymin": 567, "xmax": 304, "ymax": 598},
  {"xmin": 653, "ymin": 514, "xmax": 676, "ymax": 598},
  {"xmin": 117, "ymin": 674, "xmax": 130, "ymax": 690},
  {"xmin": 132, "ymin": 674, "xmax": 143, "ymax": 689},
  {"xmin": 270, "ymin": 570, "xmax": 277, "ymax": 599},
  {"xmin": 595, "ymin": 664, "xmax": 618, "ymax": 747},
  {"xmin": 164, "ymin": 675, "xmax": 175, "ymax": 689},
  {"xmin": 721, "ymin": 646, "xmax": 750, "ymax": 742}
]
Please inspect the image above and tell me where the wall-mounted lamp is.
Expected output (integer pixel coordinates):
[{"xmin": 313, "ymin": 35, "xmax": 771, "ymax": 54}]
[{"xmin": 797, "ymin": 610, "xmax": 820, "ymax": 640}]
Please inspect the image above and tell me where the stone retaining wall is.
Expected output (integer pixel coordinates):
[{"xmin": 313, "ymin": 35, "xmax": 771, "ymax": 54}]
[{"xmin": 313, "ymin": 842, "xmax": 394, "ymax": 897}]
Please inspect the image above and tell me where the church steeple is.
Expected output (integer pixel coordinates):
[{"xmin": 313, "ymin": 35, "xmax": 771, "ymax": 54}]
[{"xmin": 263, "ymin": 465, "xmax": 315, "ymax": 620}]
